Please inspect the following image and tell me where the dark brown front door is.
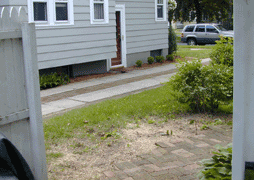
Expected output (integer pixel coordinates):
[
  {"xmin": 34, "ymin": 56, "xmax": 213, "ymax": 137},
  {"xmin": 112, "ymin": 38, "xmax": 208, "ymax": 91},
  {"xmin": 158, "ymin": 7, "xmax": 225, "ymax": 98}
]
[{"xmin": 111, "ymin": 11, "xmax": 122, "ymax": 66}]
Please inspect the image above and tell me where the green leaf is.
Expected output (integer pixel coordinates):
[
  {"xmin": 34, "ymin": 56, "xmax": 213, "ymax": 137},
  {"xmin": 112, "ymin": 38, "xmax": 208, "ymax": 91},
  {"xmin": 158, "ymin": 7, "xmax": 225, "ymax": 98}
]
[{"xmin": 218, "ymin": 167, "xmax": 228, "ymax": 175}]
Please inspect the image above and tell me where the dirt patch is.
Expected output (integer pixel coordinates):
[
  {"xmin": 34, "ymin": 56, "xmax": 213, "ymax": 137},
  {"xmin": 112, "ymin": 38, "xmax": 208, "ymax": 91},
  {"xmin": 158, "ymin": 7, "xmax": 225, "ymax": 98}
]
[{"xmin": 47, "ymin": 113, "xmax": 232, "ymax": 180}]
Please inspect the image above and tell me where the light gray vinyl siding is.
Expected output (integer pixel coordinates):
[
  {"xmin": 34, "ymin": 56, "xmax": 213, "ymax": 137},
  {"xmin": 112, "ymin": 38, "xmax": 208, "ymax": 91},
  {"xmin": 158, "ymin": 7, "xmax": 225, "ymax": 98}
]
[
  {"xmin": 0, "ymin": 0, "xmax": 26, "ymax": 6},
  {"xmin": 116, "ymin": 0, "xmax": 168, "ymax": 54},
  {"xmin": 33, "ymin": 0, "xmax": 117, "ymax": 69}
]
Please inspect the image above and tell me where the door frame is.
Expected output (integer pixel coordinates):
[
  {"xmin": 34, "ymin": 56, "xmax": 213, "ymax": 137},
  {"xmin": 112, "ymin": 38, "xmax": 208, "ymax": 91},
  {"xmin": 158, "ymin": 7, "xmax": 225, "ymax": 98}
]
[{"xmin": 111, "ymin": 4, "xmax": 127, "ymax": 68}]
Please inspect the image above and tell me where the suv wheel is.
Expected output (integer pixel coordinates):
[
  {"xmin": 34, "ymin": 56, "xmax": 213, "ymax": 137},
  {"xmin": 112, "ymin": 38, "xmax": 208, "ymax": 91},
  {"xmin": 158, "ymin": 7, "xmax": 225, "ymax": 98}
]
[{"xmin": 187, "ymin": 38, "xmax": 197, "ymax": 46}]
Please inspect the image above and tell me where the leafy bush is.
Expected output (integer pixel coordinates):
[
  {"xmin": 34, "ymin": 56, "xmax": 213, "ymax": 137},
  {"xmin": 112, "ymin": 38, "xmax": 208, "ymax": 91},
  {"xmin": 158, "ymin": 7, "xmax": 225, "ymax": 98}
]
[
  {"xmin": 155, "ymin": 56, "xmax": 165, "ymax": 63},
  {"xmin": 136, "ymin": 60, "xmax": 143, "ymax": 67},
  {"xmin": 169, "ymin": 59, "xmax": 233, "ymax": 112},
  {"xmin": 147, "ymin": 56, "xmax": 155, "ymax": 64},
  {"xmin": 198, "ymin": 144, "xmax": 232, "ymax": 180},
  {"xmin": 40, "ymin": 72, "xmax": 70, "ymax": 89},
  {"xmin": 210, "ymin": 37, "xmax": 233, "ymax": 67},
  {"xmin": 168, "ymin": 26, "xmax": 177, "ymax": 55},
  {"xmin": 166, "ymin": 54, "xmax": 174, "ymax": 61}
]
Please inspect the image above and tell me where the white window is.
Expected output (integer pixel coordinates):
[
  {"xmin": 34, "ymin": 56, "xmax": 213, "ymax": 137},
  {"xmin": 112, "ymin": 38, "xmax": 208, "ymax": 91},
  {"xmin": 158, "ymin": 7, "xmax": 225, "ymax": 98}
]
[
  {"xmin": 28, "ymin": 0, "xmax": 74, "ymax": 26},
  {"xmin": 155, "ymin": 0, "xmax": 166, "ymax": 21},
  {"xmin": 90, "ymin": 0, "xmax": 109, "ymax": 24}
]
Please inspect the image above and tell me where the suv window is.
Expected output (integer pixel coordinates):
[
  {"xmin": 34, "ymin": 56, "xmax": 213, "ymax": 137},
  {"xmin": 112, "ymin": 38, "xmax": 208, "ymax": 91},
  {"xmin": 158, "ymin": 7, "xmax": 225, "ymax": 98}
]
[
  {"xmin": 184, "ymin": 26, "xmax": 195, "ymax": 32},
  {"xmin": 206, "ymin": 25, "xmax": 218, "ymax": 33},
  {"xmin": 195, "ymin": 25, "xmax": 205, "ymax": 32}
]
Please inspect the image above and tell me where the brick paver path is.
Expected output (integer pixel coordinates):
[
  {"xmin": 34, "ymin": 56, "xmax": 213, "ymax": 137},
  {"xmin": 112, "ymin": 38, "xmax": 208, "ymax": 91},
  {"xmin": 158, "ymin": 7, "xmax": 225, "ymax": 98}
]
[{"xmin": 101, "ymin": 125, "xmax": 232, "ymax": 180}]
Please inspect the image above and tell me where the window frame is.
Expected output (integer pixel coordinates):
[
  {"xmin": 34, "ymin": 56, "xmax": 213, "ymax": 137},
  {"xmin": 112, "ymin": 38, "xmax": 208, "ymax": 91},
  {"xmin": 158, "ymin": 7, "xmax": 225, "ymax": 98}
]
[
  {"xmin": 90, "ymin": 0, "xmax": 109, "ymax": 24},
  {"xmin": 28, "ymin": 0, "xmax": 74, "ymax": 26},
  {"xmin": 195, "ymin": 25, "xmax": 206, "ymax": 32},
  {"xmin": 184, "ymin": 25, "xmax": 195, "ymax": 32},
  {"xmin": 155, "ymin": 0, "xmax": 166, "ymax": 21},
  {"xmin": 206, "ymin": 25, "xmax": 219, "ymax": 33}
]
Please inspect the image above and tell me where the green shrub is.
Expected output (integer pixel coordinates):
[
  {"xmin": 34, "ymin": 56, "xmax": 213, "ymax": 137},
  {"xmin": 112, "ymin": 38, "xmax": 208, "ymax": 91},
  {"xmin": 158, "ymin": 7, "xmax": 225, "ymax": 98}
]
[
  {"xmin": 210, "ymin": 37, "xmax": 233, "ymax": 67},
  {"xmin": 147, "ymin": 56, "xmax": 155, "ymax": 64},
  {"xmin": 40, "ymin": 72, "xmax": 70, "ymax": 90},
  {"xmin": 168, "ymin": 26, "xmax": 177, "ymax": 55},
  {"xmin": 169, "ymin": 59, "xmax": 233, "ymax": 112},
  {"xmin": 155, "ymin": 56, "xmax": 165, "ymax": 63},
  {"xmin": 136, "ymin": 60, "xmax": 143, "ymax": 67},
  {"xmin": 197, "ymin": 144, "xmax": 232, "ymax": 180},
  {"xmin": 166, "ymin": 54, "xmax": 174, "ymax": 61}
]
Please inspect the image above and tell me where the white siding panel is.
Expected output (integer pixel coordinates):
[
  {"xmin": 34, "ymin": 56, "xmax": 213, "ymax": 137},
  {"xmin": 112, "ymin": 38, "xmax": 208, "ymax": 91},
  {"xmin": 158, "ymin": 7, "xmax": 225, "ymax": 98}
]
[
  {"xmin": 125, "ymin": 8, "xmax": 154, "ymax": 14},
  {"xmin": 127, "ymin": 13, "xmax": 154, "ymax": 19},
  {"xmin": 128, "ymin": 39, "xmax": 168, "ymax": 49},
  {"xmin": 126, "ymin": 29, "xmax": 168, "ymax": 37},
  {"xmin": 126, "ymin": 24, "xmax": 167, "ymax": 31},
  {"xmin": 36, "ymin": 26, "xmax": 115, "ymax": 38},
  {"xmin": 37, "ymin": 39, "xmax": 116, "ymax": 54},
  {"xmin": 38, "ymin": 46, "xmax": 116, "ymax": 62},
  {"xmin": 36, "ymin": 33, "xmax": 116, "ymax": 46},
  {"xmin": 128, "ymin": 44, "xmax": 168, "ymax": 54},
  {"xmin": 74, "ymin": 13, "xmax": 116, "ymax": 21},
  {"xmin": 116, "ymin": 0, "xmax": 168, "ymax": 55},
  {"xmin": 126, "ymin": 34, "xmax": 167, "ymax": 43},
  {"xmin": 124, "ymin": 2, "xmax": 153, "ymax": 8},
  {"xmin": 33, "ymin": 0, "xmax": 117, "ymax": 69},
  {"xmin": 74, "ymin": 0, "xmax": 115, "ymax": 7},
  {"xmin": 75, "ymin": 6, "xmax": 116, "ymax": 14},
  {"xmin": 38, "ymin": 52, "xmax": 116, "ymax": 69}
]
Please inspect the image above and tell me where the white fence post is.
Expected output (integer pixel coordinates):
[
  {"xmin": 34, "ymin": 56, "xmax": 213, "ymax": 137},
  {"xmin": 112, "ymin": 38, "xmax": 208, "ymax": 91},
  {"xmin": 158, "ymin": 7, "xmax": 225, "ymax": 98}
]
[
  {"xmin": 233, "ymin": 0, "xmax": 254, "ymax": 179},
  {"xmin": 22, "ymin": 23, "xmax": 48, "ymax": 180}
]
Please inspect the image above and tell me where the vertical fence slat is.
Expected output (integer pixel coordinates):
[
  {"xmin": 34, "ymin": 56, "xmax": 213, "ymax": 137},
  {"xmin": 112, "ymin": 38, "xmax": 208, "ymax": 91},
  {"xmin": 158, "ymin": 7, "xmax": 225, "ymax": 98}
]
[
  {"xmin": 12, "ymin": 38, "xmax": 28, "ymax": 111},
  {"xmin": 4, "ymin": 39, "xmax": 18, "ymax": 114},
  {"xmin": 10, "ymin": 119, "xmax": 32, "ymax": 166},
  {"xmin": 0, "ymin": 123, "xmax": 12, "ymax": 140},
  {"xmin": 0, "ymin": 7, "xmax": 3, "ymax": 31},
  {"xmin": 18, "ymin": 7, "xmax": 27, "ymax": 23},
  {"xmin": 10, "ymin": 38, "xmax": 19, "ymax": 112},
  {"xmin": 1, "ymin": 7, "xmax": 11, "ymax": 31},
  {"xmin": 17, "ymin": 38, "xmax": 28, "ymax": 110},
  {"xmin": 0, "ymin": 39, "xmax": 8, "ymax": 117},
  {"xmin": 9, "ymin": 7, "xmax": 20, "ymax": 30}
]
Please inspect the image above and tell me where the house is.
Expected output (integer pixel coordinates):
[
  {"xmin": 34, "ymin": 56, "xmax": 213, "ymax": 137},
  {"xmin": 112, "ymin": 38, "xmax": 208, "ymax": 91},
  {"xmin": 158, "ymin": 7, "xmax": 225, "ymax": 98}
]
[{"xmin": 0, "ymin": 0, "xmax": 168, "ymax": 77}]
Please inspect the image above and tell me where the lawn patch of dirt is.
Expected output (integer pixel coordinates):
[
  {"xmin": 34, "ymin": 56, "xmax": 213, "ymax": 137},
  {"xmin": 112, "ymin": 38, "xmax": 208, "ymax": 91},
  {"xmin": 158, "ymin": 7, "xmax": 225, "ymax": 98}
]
[{"xmin": 46, "ymin": 113, "xmax": 232, "ymax": 180}]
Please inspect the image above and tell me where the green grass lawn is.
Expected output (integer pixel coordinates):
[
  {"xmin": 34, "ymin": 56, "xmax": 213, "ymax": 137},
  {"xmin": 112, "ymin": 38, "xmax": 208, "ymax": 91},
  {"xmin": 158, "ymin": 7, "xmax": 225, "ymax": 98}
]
[
  {"xmin": 43, "ymin": 84, "xmax": 188, "ymax": 145},
  {"xmin": 176, "ymin": 36, "xmax": 181, "ymax": 43},
  {"xmin": 43, "ymin": 44, "xmax": 229, "ymax": 148},
  {"xmin": 176, "ymin": 45, "xmax": 213, "ymax": 59},
  {"xmin": 174, "ymin": 29, "xmax": 182, "ymax": 36},
  {"xmin": 44, "ymin": 81, "xmax": 232, "ymax": 149}
]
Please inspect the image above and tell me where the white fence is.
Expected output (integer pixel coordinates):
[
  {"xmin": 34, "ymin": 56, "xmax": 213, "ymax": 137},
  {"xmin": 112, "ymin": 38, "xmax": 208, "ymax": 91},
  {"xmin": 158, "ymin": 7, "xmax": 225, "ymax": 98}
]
[{"xmin": 0, "ymin": 6, "xmax": 47, "ymax": 179}]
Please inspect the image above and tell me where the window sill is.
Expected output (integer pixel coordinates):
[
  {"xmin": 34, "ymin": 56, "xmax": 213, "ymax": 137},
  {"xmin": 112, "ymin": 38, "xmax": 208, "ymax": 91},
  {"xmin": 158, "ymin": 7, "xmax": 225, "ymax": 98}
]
[
  {"xmin": 91, "ymin": 20, "xmax": 109, "ymax": 25},
  {"xmin": 155, "ymin": 18, "xmax": 166, "ymax": 22},
  {"xmin": 33, "ymin": 23, "xmax": 75, "ymax": 29}
]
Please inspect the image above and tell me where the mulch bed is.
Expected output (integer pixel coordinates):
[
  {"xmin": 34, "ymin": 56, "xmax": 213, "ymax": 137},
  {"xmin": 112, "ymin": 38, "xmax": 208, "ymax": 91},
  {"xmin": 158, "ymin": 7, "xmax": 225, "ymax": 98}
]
[{"xmin": 69, "ymin": 56, "xmax": 192, "ymax": 84}]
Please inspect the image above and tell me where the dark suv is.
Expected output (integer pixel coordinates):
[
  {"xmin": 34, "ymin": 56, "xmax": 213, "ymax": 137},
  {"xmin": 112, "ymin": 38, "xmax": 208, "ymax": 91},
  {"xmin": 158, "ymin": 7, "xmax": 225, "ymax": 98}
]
[{"xmin": 181, "ymin": 24, "xmax": 234, "ymax": 45}]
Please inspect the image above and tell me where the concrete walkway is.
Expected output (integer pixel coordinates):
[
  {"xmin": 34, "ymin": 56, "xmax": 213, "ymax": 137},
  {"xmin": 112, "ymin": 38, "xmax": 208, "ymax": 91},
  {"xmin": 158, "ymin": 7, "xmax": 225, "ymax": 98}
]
[{"xmin": 41, "ymin": 58, "xmax": 210, "ymax": 119}]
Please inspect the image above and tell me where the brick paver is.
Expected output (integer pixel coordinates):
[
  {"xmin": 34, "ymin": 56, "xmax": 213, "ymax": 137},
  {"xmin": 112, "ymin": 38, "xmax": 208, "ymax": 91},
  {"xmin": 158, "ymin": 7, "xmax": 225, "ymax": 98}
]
[{"xmin": 102, "ymin": 126, "xmax": 232, "ymax": 180}]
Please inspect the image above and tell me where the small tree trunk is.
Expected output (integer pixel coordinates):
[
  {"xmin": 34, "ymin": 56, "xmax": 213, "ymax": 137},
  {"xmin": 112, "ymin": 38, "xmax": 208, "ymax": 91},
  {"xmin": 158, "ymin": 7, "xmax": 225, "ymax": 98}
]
[{"xmin": 194, "ymin": 0, "xmax": 202, "ymax": 23}]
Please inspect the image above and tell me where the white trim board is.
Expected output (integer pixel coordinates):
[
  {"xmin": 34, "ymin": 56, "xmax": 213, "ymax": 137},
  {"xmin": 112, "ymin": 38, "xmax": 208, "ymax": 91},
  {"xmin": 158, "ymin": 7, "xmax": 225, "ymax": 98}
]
[{"xmin": 111, "ymin": 4, "xmax": 127, "ymax": 68}]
